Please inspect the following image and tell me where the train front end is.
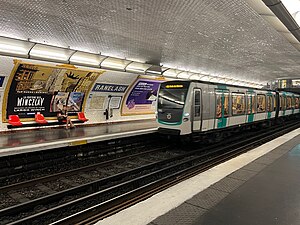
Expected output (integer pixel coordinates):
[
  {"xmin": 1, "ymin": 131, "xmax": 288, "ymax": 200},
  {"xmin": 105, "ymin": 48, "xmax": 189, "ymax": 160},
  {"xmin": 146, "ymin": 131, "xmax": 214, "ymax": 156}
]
[{"xmin": 157, "ymin": 81, "xmax": 191, "ymax": 135}]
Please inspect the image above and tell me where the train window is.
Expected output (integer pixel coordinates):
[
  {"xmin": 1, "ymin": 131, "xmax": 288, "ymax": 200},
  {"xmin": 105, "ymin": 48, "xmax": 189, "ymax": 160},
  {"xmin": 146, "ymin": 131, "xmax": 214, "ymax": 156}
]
[
  {"xmin": 232, "ymin": 93, "xmax": 245, "ymax": 115},
  {"xmin": 292, "ymin": 97, "xmax": 295, "ymax": 109},
  {"xmin": 267, "ymin": 95, "xmax": 272, "ymax": 112},
  {"xmin": 247, "ymin": 96, "xmax": 251, "ymax": 114},
  {"xmin": 295, "ymin": 97, "xmax": 299, "ymax": 109},
  {"xmin": 246, "ymin": 94, "xmax": 255, "ymax": 114},
  {"xmin": 194, "ymin": 90, "xmax": 201, "ymax": 117},
  {"xmin": 252, "ymin": 96, "xmax": 256, "ymax": 113},
  {"xmin": 286, "ymin": 96, "xmax": 292, "ymax": 110},
  {"xmin": 215, "ymin": 91, "xmax": 229, "ymax": 118},
  {"xmin": 280, "ymin": 96, "xmax": 285, "ymax": 110},
  {"xmin": 158, "ymin": 85, "xmax": 188, "ymax": 109},
  {"xmin": 224, "ymin": 93, "xmax": 229, "ymax": 117},
  {"xmin": 257, "ymin": 94, "xmax": 266, "ymax": 113},
  {"xmin": 216, "ymin": 94, "xmax": 222, "ymax": 118},
  {"xmin": 195, "ymin": 91, "xmax": 200, "ymax": 105},
  {"xmin": 273, "ymin": 95, "xmax": 276, "ymax": 111}
]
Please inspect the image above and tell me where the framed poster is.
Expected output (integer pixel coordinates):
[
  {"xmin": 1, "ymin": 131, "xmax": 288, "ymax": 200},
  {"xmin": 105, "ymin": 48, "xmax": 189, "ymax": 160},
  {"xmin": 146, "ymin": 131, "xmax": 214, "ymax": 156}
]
[
  {"xmin": 121, "ymin": 78, "xmax": 163, "ymax": 115},
  {"xmin": 4, "ymin": 61, "xmax": 102, "ymax": 120},
  {"xmin": 109, "ymin": 96, "xmax": 122, "ymax": 109}
]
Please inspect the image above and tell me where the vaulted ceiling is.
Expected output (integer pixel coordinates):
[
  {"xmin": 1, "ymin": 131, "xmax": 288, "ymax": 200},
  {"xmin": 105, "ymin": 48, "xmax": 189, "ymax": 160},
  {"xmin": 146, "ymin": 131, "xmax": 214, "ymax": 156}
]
[{"xmin": 0, "ymin": 0, "xmax": 299, "ymax": 84}]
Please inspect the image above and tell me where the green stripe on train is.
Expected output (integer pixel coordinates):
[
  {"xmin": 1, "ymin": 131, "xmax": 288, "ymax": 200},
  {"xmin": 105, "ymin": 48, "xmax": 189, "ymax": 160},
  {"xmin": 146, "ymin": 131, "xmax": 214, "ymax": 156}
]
[
  {"xmin": 158, "ymin": 119, "xmax": 182, "ymax": 125},
  {"xmin": 217, "ymin": 117, "xmax": 227, "ymax": 128},
  {"xmin": 217, "ymin": 85, "xmax": 227, "ymax": 90},
  {"xmin": 247, "ymin": 114, "xmax": 254, "ymax": 122}
]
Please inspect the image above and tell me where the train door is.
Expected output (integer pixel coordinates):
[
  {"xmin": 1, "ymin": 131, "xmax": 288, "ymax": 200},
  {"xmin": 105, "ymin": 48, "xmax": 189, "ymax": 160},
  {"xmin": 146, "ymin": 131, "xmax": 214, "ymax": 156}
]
[
  {"xmin": 266, "ymin": 93, "xmax": 273, "ymax": 119},
  {"xmin": 192, "ymin": 88, "xmax": 202, "ymax": 131},
  {"xmin": 215, "ymin": 89, "xmax": 229, "ymax": 129},
  {"xmin": 292, "ymin": 95, "xmax": 295, "ymax": 114},
  {"xmin": 281, "ymin": 94, "xmax": 286, "ymax": 116},
  {"xmin": 246, "ymin": 92, "xmax": 255, "ymax": 123}
]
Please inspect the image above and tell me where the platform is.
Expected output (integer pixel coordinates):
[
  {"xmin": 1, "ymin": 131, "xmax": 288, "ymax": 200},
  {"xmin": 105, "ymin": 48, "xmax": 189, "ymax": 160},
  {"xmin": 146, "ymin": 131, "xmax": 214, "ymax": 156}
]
[
  {"xmin": 0, "ymin": 120, "xmax": 157, "ymax": 157},
  {"xmin": 97, "ymin": 128, "xmax": 300, "ymax": 225}
]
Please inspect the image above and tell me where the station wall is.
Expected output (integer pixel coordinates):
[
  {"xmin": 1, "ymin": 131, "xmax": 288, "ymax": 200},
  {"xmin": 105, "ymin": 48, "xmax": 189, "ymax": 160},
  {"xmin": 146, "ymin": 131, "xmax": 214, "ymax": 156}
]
[{"xmin": 0, "ymin": 56, "xmax": 163, "ymax": 131}]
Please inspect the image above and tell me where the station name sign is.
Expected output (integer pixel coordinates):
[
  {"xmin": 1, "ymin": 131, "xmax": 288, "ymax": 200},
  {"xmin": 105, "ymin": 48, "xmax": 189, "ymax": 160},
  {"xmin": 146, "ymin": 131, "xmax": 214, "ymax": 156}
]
[{"xmin": 92, "ymin": 83, "xmax": 128, "ymax": 93}]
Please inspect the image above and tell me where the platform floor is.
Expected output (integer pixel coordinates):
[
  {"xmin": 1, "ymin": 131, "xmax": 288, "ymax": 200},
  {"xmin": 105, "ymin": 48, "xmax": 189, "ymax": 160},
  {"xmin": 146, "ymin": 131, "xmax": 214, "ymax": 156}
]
[
  {"xmin": 0, "ymin": 120, "xmax": 157, "ymax": 157},
  {"xmin": 97, "ymin": 128, "xmax": 300, "ymax": 225}
]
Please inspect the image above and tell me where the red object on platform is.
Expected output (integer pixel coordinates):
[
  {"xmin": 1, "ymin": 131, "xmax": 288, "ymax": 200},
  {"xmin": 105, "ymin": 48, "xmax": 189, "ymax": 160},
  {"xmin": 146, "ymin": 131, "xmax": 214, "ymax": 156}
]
[
  {"xmin": 35, "ymin": 113, "xmax": 48, "ymax": 124},
  {"xmin": 8, "ymin": 115, "xmax": 23, "ymax": 126},
  {"xmin": 77, "ymin": 112, "xmax": 88, "ymax": 122}
]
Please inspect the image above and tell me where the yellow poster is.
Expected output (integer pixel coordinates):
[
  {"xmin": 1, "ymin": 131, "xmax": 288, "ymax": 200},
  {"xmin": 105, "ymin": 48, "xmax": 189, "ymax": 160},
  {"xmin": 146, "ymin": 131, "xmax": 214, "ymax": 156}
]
[{"xmin": 3, "ymin": 61, "xmax": 103, "ymax": 121}]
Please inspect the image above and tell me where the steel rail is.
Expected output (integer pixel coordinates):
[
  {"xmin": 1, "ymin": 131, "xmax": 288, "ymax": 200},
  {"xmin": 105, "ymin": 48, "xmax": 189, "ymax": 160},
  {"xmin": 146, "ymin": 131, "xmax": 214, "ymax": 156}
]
[
  {"xmin": 0, "ymin": 147, "xmax": 168, "ymax": 193},
  {"xmin": 5, "ymin": 121, "xmax": 299, "ymax": 224},
  {"xmin": 52, "ymin": 122, "xmax": 300, "ymax": 225}
]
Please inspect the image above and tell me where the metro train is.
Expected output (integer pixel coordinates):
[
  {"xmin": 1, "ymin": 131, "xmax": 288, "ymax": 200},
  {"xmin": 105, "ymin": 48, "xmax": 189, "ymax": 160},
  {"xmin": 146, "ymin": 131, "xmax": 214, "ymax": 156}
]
[{"xmin": 156, "ymin": 80, "xmax": 300, "ymax": 136}]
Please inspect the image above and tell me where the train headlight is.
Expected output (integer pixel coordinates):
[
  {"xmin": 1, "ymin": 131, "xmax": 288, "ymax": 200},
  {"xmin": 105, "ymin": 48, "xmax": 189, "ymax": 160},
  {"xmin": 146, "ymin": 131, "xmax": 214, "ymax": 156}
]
[
  {"xmin": 183, "ymin": 118, "xmax": 189, "ymax": 122},
  {"xmin": 184, "ymin": 112, "xmax": 190, "ymax": 117}
]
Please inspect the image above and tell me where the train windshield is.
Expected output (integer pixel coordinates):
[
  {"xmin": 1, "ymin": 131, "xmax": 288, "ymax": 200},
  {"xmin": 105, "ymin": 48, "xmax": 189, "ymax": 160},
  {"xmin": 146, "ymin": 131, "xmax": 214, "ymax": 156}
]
[{"xmin": 158, "ymin": 82, "xmax": 189, "ymax": 109}]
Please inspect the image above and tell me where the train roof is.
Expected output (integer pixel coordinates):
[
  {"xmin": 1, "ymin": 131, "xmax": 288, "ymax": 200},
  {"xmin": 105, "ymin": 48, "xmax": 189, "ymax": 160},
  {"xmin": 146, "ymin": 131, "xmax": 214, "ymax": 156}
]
[{"xmin": 162, "ymin": 79, "xmax": 300, "ymax": 95}]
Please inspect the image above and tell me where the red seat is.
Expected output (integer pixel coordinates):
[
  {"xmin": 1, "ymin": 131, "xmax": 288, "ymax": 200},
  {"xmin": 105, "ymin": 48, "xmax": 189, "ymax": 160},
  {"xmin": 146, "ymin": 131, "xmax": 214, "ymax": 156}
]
[
  {"xmin": 77, "ymin": 112, "xmax": 88, "ymax": 122},
  {"xmin": 8, "ymin": 115, "xmax": 23, "ymax": 126},
  {"xmin": 35, "ymin": 113, "xmax": 48, "ymax": 124}
]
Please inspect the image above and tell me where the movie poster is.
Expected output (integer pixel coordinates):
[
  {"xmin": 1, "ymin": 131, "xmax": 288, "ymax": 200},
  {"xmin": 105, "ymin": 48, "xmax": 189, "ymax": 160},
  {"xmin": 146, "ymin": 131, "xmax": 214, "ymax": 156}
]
[
  {"xmin": 10, "ymin": 93, "xmax": 53, "ymax": 116},
  {"xmin": 5, "ymin": 62, "xmax": 101, "ymax": 119},
  {"xmin": 121, "ymin": 78, "xmax": 163, "ymax": 115}
]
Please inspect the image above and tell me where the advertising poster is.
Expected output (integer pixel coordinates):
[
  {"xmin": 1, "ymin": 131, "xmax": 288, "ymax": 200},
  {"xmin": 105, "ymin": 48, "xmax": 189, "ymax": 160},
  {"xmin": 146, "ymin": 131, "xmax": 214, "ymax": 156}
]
[
  {"xmin": 68, "ymin": 92, "xmax": 85, "ymax": 112},
  {"xmin": 121, "ymin": 78, "xmax": 163, "ymax": 115},
  {"xmin": 109, "ymin": 96, "xmax": 122, "ymax": 109},
  {"xmin": 50, "ymin": 92, "xmax": 69, "ymax": 112},
  {"xmin": 4, "ymin": 61, "xmax": 101, "ymax": 119},
  {"xmin": 10, "ymin": 93, "xmax": 53, "ymax": 116}
]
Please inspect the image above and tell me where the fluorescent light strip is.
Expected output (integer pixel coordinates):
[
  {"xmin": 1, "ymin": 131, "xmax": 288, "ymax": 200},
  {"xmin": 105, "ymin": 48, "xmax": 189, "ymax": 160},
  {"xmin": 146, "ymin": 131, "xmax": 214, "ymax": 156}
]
[
  {"xmin": 0, "ymin": 36, "xmax": 266, "ymax": 88},
  {"xmin": 30, "ymin": 49, "xmax": 69, "ymax": 61},
  {"xmin": 0, "ymin": 43, "xmax": 29, "ymax": 55},
  {"xmin": 281, "ymin": 0, "xmax": 300, "ymax": 26}
]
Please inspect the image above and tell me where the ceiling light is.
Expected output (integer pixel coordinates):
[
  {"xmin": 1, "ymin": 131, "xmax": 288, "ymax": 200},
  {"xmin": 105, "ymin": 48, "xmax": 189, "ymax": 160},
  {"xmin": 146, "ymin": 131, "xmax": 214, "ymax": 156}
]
[
  {"xmin": 101, "ymin": 57, "xmax": 131, "ymax": 71},
  {"xmin": 281, "ymin": 0, "xmax": 300, "ymax": 26},
  {"xmin": 189, "ymin": 74, "xmax": 201, "ymax": 80},
  {"xmin": 70, "ymin": 51, "xmax": 106, "ymax": 67},
  {"xmin": 30, "ymin": 44, "xmax": 75, "ymax": 62},
  {"xmin": 0, "ymin": 36, "xmax": 34, "ymax": 57},
  {"xmin": 200, "ymin": 76, "xmax": 210, "ymax": 81},
  {"xmin": 146, "ymin": 65, "xmax": 162, "ymax": 75},
  {"xmin": 126, "ymin": 62, "xmax": 151, "ymax": 73},
  {"xmin": 163, "ymin": 69, "xmax": 182, "ymax": 78},
  {"xmin": 177, "ymin": 71, "xmax": 191, "ymax": 79}
]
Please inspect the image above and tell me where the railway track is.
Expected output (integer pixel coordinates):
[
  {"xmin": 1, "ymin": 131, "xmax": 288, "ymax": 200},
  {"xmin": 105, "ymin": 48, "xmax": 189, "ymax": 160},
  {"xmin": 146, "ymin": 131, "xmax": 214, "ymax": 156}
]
[
  {"xmin": 0, "ymin": 120, "xmax": 299, "ymax": 224},
  {"xmin": 0, "ymin": 133, "xmax": 164, "ymax": 187}
]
